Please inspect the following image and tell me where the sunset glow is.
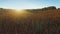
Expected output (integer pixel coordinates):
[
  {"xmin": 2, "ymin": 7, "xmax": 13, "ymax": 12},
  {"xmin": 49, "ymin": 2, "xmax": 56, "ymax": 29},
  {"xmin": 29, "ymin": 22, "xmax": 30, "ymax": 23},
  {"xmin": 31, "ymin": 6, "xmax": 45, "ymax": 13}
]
[{"xmin": 14, "ymin": 9, "xmax": 26, "ymax": 15}]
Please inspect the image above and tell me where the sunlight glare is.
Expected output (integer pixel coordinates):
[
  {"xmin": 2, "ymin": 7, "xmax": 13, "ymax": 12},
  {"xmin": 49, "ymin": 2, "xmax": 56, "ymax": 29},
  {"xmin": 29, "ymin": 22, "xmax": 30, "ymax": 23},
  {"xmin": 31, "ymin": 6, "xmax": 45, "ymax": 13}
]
[
  {"xmin": 16, "ymin": 9, "xmax": 21, "ymax": 12},
  {"xmin": 15, "ymin": 9, "xmax": 24, "ymax": 13},
  {"xmin": 15, "ymin": 9, "xmax": 25, "ymax": 15}
]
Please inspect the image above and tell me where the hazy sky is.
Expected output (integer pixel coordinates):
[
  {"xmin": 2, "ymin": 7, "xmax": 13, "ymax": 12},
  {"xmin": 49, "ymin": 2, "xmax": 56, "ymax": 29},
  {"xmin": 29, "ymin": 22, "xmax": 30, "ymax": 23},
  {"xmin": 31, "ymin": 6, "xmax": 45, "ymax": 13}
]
[{"xmin": 0, "ymin": 0, "xmax": 60, "ymax": 9}]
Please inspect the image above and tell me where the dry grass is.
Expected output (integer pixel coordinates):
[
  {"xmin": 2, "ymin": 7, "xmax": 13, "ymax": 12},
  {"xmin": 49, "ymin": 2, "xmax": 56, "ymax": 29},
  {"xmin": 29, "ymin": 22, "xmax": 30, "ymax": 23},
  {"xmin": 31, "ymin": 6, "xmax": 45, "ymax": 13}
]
[{"xmin": 0, "ymin": 8, "xmax": 60, "ymax": 34}]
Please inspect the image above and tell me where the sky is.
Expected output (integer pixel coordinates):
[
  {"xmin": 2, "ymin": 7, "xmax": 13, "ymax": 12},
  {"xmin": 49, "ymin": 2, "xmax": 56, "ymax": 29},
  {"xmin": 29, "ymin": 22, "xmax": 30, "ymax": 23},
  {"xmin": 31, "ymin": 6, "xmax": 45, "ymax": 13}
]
[{"xmin": 0, "ymin": 0, "xmax": 60, "ymax": 9}]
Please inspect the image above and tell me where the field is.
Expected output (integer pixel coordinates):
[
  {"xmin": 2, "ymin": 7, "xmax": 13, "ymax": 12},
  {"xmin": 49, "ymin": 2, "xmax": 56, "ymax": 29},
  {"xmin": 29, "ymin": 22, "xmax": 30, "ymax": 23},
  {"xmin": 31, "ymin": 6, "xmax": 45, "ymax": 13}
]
[{"xmin": 0, "ymin": 6, "xmax": 60, "ymax": 34}]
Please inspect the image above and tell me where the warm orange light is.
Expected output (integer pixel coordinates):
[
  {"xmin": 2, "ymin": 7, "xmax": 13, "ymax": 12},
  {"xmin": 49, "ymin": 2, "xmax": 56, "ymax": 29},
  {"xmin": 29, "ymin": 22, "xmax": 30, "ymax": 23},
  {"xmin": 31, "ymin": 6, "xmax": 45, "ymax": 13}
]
[
  {"xmin": 15, "ymin": 9, "xmax": 21, "ymax": 12},
  {"xmin": 14, "ymin": 9, "xmax": 26, "ymax": 15}
]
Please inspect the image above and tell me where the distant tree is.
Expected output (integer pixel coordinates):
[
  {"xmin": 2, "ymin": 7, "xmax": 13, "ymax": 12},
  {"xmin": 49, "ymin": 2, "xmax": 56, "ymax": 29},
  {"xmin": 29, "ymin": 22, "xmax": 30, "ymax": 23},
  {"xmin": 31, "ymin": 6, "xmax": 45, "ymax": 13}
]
[
  {"xmin": 0, "ymin": 8, "xmax": 3, "ymax": 12},
  {"xmin": 42, "ymin": 6, "xmax": 56, "ymax": 10},
  {"xmin": 47, "ymin": 6, "xmax": 56, "ymax": 9},
  {"xmin": 26, "ymin": 6, "xmax": 56, "ymax": 13}
]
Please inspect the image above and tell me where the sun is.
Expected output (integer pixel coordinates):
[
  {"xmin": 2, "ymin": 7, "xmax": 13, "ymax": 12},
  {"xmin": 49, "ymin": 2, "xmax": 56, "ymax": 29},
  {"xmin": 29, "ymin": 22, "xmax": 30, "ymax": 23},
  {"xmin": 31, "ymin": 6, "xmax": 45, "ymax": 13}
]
[
  {"xmin": 15, "ymin": 9, "xmax": 23, "ymax": 13},
  {"xmin": 15, "ymin": 9, "xmax": 21, "ymax": 12},
  {"xmin": 14, "ymin": 9, "xmax": 26, "ymax": 15}
]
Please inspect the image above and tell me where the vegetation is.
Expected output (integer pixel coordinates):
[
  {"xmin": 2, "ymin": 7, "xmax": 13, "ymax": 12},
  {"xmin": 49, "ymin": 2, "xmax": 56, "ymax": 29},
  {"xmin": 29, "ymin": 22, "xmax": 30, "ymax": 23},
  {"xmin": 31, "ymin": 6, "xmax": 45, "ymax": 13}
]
[
  {"xmin": 0, "ymin": 6, "xmax": 60, "ymax": 34},
  {"xmin": 26, "ymin": 6, "xmax": 56, "ymax": 13}
]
